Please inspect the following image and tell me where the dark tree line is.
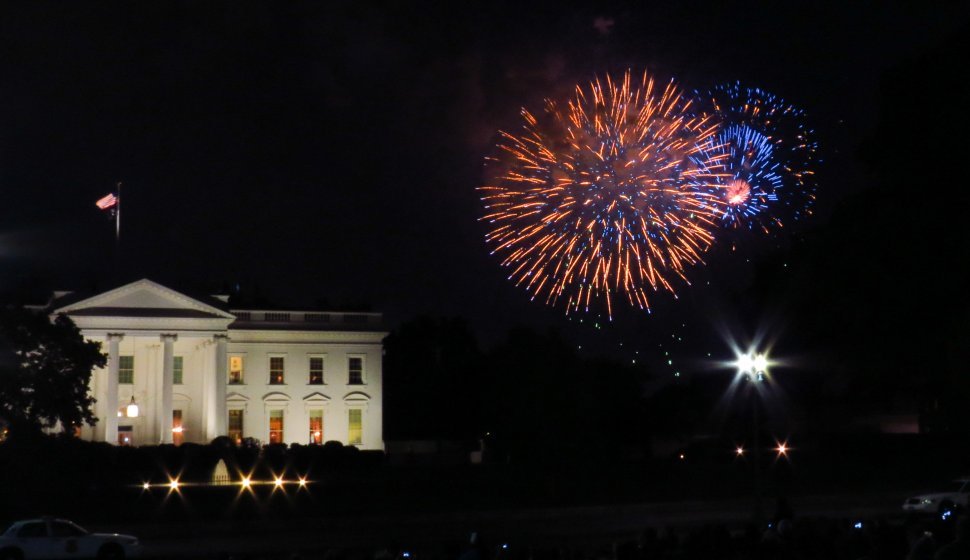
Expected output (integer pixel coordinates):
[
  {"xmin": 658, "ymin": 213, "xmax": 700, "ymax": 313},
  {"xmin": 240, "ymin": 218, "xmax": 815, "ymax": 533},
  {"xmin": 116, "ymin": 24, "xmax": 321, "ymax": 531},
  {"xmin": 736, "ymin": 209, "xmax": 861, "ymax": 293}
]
[
  {"xmin": 383, "ymin": 317, "xmax": 649, "ymax": 462},
  {"xmin": 738, "ymin": 25, "xmax": 970, "ymax": 433}
]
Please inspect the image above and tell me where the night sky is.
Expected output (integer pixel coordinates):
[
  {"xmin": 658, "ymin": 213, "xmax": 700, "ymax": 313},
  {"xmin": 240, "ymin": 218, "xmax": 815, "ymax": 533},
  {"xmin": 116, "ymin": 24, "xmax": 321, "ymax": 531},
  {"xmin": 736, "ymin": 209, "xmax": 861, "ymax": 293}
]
[{"xmin": 2, "ymin": 2, "xmax": 968, "ymax": 373}]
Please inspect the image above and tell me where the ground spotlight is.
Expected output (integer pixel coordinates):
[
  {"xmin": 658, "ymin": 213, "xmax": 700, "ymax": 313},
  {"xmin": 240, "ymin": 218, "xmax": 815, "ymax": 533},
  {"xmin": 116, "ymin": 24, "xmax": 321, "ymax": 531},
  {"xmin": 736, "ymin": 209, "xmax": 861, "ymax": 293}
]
[{"xmin": 775, "ymin": 441, "xmax": 789, "ymax": 457}]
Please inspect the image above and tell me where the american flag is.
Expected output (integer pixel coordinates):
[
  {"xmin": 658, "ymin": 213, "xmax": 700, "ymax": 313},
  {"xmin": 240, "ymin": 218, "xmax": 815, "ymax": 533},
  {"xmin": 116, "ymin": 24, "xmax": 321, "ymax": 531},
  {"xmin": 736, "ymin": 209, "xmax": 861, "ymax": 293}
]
[{"xmin": 96, "ymin": 193, "xmax": 118, "ymax": 210}]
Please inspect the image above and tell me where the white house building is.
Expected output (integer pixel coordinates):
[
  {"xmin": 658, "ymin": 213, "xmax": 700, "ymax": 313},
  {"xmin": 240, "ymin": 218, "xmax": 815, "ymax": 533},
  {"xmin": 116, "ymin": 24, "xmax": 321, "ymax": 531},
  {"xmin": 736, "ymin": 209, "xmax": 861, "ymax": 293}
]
[{"xmin": 48, "ymin": 279, "xmax": 385, "ymax": 450}]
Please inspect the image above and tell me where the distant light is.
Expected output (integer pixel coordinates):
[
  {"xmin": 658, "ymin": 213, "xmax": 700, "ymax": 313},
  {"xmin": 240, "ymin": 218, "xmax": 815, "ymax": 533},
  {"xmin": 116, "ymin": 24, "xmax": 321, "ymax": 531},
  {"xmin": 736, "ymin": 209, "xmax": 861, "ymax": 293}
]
[
  {"xmin": 735, "ymin": 350, "xmax": 770, "ymax": 380},
  {"xmin": 172, "ymin": 426, "xmax": 183, "ymax": 434},
  {"xmin": 776, "ymin": 442, "xmax": 789, "ymax": 456},
  {"xmin": 853, "ymin": 522, "xmax": 863, "ymax": 529},
  {"xmin": 169, "ymin": 480, "xmax": 179, "ymax": 490},
  {"xmin": 241, "ymin": 477, "xmax": 252, "ymax": 489},
  {"xmin": 678, "ymin": 453, "xmax": 685, "ymax": 460},
  {"xmin": 736, "ymin": 446, "xmax": 745, "ymax": 456},
  {"xmin": 142, "ymin": 482, "xmax": 150, "ymax": 490},
  {"xmin": 298, "ymin": 477, "xmax": 307, "ymax": 488},
  {"xmin": 274, "ymin": 477, "xmax": 284, "ymax": 488},
  {"xmin": 314, "ymin": 431, "xmax": 321, "ymax": 437},
  {"xmin": 753, "ymin": 353, "xmax": 769, "ymax": 374},
  {"xmin": 735, "ymin": 353, "xmax": 754, "ymax": 376}
]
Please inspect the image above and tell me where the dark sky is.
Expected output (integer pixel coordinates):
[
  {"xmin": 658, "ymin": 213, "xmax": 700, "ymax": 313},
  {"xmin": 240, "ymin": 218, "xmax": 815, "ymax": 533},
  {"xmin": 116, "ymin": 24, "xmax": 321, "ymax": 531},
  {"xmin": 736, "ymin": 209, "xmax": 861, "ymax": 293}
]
[{"xmin": 2, "ymin": 2, "xmax": 968, "ymax": 370}]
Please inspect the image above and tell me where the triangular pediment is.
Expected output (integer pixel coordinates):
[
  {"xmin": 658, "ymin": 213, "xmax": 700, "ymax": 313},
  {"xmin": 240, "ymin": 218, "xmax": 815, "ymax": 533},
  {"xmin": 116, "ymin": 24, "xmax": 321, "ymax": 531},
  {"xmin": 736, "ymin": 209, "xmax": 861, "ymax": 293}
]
[
  {"xmin": 53, "ymin": 279, "xmax": 234, "ymax": 320},
  {"xmin": 226, "ymin": 392, "xmax": 250, "ymax": 403},
  {"xmin": 303, "ymin": 391, "xmax": 331, "ymax": 404}
]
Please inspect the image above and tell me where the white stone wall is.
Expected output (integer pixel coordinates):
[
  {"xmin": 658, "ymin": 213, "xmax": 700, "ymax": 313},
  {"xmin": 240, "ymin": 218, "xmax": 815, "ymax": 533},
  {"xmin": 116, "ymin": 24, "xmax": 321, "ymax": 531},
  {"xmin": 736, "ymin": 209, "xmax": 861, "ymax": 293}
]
[
  {"xmin": 225, "ymin": 332, "xmax": 383, "ymax": 450},
  {"xmin": 82, "ymin": 331, "xmax": 383, "ymax": 450},
  {"xmin": 59, "ymin": 279, "xmax": 385, "ymax": 451},
  {"xmin": 85, "ymin": 335, "xmax": 215, "ymax": 446}
]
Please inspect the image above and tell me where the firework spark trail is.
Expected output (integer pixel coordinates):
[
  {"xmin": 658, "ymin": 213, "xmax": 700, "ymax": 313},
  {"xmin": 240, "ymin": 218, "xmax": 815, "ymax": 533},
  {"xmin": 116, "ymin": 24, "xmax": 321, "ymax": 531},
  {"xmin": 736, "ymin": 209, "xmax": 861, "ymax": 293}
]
[
  {"xmin": 480, "ymin": 70, "xmax": 728, "ymax": 318},
  {"xmin": 694, "ymin": 83, "xmax": 819, "ymax": 232}
]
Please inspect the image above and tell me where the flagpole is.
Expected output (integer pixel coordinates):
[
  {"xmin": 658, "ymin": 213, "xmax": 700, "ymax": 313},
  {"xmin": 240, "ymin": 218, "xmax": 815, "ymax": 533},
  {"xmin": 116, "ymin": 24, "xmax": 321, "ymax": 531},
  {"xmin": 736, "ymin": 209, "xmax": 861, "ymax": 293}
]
[{"xmin": 116, "ymin": 181, "xmax": 122, "ymax": 246}]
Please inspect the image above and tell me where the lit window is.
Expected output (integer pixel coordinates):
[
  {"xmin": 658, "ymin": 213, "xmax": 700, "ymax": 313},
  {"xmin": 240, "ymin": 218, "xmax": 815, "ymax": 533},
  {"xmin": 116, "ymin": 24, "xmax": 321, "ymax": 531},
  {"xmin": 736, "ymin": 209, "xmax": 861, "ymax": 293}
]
[
  {"xmin": 270, "ymin": 357, "xmax": 285, "ymax": 384},
  {"xmin": 348, "ymin": 409, "xmax": 362, "ymax": 446},
  {"xmin": 173, "ymin": 356, "xmax": 184, "ymax": 385},
  {"xmin": 118, "ymin": 425, "xmax": 133, "ymax": 446},
  {"xmin": 172, "ymin": 410, "xmax": 184, "ymax": 446},
  {"xmin": 269, "ymin": 410, "xmax": 284, "ymax": 444},
  {"xmin": 228, "ymin": 410, "xmax": 244, "ymax": 444},
  {"xmin": 118, "ymin": 355, "xmax": 134, "ymax": 384},
  {"xmin": 309, "ymin": 357, "xmax": 324, "ymax": 385},
  {"xmin": 229, "ymin": 356, "xmax": 244, "ymax": 384},
  {"xmin": 309, "ymin": 409, "xmax": 323, "ymax": 444},
  {"xmin": 348, "ymin": 357, "xmax": 363, "ymax": 385}
]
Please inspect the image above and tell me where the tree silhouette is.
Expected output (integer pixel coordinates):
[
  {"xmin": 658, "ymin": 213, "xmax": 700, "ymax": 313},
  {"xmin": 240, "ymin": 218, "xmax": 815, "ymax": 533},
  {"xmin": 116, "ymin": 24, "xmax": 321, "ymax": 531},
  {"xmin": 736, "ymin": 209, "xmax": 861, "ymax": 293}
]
[{"xmin": 0, "ymin": 308, "xmax": 106, "ymax": 439}]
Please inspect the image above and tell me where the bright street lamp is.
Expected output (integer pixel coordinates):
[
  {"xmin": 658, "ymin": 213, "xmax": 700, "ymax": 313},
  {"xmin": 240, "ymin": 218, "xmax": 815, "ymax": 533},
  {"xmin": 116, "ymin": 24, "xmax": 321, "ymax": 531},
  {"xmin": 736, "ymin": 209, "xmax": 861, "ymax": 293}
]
[
  {"xmin": 734, "ymin": 347, "xmax": 772, "ymax": 524},
  {"xmin": 735, "ymin": 351, "xmax": 769, "ymax": 382}
]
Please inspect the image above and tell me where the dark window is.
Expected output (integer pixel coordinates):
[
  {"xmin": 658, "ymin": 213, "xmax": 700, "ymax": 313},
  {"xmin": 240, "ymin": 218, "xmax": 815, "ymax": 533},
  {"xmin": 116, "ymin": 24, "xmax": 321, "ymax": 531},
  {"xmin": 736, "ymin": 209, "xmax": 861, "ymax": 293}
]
[
  {"xmin": 51, "ymin": 522, "xmax": 86, "ymax": 538},
  {"xmin": 348, "ymin": 357, "xmax": 363, "ymax": 385},
  {"xmin": 309, "ymin": 357, "xmax": 324, "ymax": 384},
  {"xmin": 173, "ymin": 356, "xmax": 184, "ymax": 384},
  {"xmin": 265, "ymin": 312, "xmax": 290, "ymax": 322},
  {"xmin": 119, "ymin": 355, "xmax": 134, "ymax": 384},
  {"xmin": 270, "ymin": 357, "xmax": 285, "ymax": 384},
  {"xmin": 18, "ymin": 522, "xmax": 48, "ymax": 538},
  {"xmin": 305, "ymin": 313, "xmax": 330, "ymax": 323}
]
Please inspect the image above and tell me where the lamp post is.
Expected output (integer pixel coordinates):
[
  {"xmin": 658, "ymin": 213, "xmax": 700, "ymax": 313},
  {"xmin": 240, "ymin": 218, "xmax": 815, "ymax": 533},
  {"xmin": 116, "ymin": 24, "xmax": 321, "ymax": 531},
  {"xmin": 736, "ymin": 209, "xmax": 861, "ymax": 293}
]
[{"xmin": 735, "ymin": 350, "xmax": 769, "ymax": 524}]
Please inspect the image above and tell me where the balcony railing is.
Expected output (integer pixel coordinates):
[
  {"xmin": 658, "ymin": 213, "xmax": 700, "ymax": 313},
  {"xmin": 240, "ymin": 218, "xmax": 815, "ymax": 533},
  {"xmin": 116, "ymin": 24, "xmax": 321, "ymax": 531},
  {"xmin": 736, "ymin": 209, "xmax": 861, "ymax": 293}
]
[{"xmin": 229, "ymin": 310, "xmax": 381, "ymax": 328}]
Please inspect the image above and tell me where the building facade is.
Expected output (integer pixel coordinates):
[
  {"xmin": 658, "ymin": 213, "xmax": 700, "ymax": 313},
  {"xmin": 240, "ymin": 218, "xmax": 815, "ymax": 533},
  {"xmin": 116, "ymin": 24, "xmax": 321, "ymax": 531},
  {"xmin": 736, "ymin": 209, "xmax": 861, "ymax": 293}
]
[{"xmin": 51, "ymin": 279, "xmax": 385, "ymax": 449}]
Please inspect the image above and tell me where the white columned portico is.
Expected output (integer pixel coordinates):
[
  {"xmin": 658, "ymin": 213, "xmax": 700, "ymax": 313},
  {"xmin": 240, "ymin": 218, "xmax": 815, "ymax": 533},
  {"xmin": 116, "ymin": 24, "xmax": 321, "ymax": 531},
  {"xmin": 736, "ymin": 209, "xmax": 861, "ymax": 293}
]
[
  {"xmin": 103, "ymin": 333, "xmax": 123, "ymax": 443},
  {"xmin": 160, "ymin": 333, "xmax": 177, "ymax": 444},
  {"xmin": 214, "ymin": 334, "xmax": 228, "ymax": 437}
]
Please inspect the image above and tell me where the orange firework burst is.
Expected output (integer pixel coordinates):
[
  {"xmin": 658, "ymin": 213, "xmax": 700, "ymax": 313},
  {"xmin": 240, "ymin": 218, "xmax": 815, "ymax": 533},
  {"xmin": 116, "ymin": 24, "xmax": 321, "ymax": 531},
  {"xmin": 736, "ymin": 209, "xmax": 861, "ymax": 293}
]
[{"xmin": 479, "ymin": 70, "xmax": 727, "ymax": 317}]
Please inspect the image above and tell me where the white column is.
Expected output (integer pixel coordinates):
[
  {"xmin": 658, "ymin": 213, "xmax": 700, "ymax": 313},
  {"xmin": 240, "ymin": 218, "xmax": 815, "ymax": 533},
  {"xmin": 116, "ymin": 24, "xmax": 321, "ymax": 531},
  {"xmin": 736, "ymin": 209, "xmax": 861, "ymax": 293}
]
[
  {"xmin": 160, "ymin": 333, "xmax": 177, "ymax": 444},
  {"xmin": 103, "ymin": 333, "xmax": 123, "ymax": 444},
  {"xmin": 214, "ymin": 334, "xmax": 228, "ymax": 437}
]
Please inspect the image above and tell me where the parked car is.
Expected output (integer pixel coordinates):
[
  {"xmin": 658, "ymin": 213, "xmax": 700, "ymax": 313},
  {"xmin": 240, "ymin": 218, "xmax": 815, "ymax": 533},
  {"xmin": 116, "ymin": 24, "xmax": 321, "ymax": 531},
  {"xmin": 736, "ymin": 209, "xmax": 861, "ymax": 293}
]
[
  {"xmin": 0, "ymin": 518, "xmax": 140, "ymax": 559},
  {"xmin": 903, "ymin": 477, "xmax": 970, "ymax": 514}
]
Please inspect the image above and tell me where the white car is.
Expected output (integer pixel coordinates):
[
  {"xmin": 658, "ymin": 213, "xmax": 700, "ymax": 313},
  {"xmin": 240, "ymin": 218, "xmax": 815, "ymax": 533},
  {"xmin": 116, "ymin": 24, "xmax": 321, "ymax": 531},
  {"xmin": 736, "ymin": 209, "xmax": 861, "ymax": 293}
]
[
  {"xmin": 0, "ymin": 518, "xmax": 140, "ymax": 560},
  {"xmin": 903, "ymin": 478, "xmax": 970, "ymax": 514}
]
